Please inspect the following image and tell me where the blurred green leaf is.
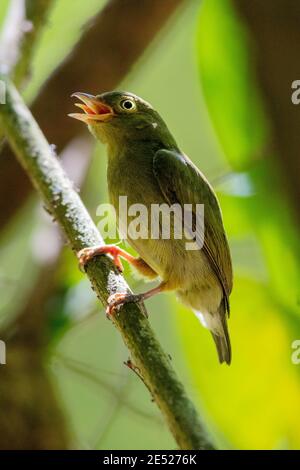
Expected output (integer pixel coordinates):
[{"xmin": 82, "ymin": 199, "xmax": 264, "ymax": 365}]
[
  {"xmin": 197, "ymin": 0, "xmax": 267, "ymax": 168},
  {"xmin": 175, "ymin": 277, "xmax": 300, "ymax": 449},
  {"xmin": 190, "ymin": 0, "xmax": 300, "ymax": 449}
]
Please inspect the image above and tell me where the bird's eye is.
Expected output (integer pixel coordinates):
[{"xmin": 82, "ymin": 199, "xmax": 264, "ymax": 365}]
[{"xmin": 119, "ymin": 99, "xmax": 136, "ymax": 112}]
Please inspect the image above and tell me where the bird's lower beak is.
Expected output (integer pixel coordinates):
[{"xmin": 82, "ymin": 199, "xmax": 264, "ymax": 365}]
[{"xmin": 68, "ymin": 93, "xmax": 114, "ymax": 123}]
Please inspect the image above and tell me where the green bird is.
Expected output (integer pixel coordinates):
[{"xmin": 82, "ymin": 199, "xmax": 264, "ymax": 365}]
[{"xmin": 69, "ymin": 91, "xmax": 233, "ymax": 364}]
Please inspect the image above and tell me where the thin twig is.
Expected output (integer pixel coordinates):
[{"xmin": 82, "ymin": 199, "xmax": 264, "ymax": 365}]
[
  {"xmin": 0, "ymin": 0, "xmax": 26, "ymax": 75},
  {"xmin": 55, "ymin": 353, "xmax": 160, "ymax": 424}
]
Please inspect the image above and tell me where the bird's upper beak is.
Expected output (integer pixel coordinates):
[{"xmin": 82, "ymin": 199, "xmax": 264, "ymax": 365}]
[{"xmin": 68, "ymin": 93, "xmax": 114, "ymax": 123}]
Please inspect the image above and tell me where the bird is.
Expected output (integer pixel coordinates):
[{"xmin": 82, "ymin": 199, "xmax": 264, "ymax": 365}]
[{"xmin": 69, "ymin": 91, "xmax": 233, "ymax": 364}]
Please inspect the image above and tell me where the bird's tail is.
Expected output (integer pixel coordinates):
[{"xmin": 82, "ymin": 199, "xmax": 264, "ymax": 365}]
[
  {"xmin": 211, "ymin": 302, "xmax": 231, "ymax": 365},
  {"xmin": 211, "ymin": 328, "xmax": 231, "ymax": 365},
  {"xmin": 194, "ymin": 298, "xmax": 232, "ymax": 365}
]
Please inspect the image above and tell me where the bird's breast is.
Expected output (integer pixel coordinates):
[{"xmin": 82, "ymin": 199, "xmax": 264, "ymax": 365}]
[{"xmin": 106, "ymin": 150, "xmax": 216, "ymax": 290}]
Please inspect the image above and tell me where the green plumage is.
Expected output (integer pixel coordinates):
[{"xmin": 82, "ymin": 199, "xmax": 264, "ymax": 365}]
[{"xmin": 75, "ymin": 91, "xmax": 233, "ymax": 364}]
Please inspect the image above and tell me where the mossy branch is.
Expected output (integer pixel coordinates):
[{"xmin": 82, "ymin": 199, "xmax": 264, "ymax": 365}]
[{"xmin": 0, "ymin": 76, "xmax": 215, "ymax": 451}]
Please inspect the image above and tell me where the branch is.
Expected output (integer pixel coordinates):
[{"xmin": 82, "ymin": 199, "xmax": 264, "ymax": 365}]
[
  {"xmin": 0, "ymin": 0, "xmax": 26, "ymax": 76},
  {"xmin": 0, "ymin": 76, "xmax": 215, "ymax": 451},
  {"xmin": 0, "ymin": 0, "xmax": 54, "ymax": 151},
  {"xmin": 0, "ymin": 0, "xmax": 185, "ymax": 231},
  {"xmin": 0, "ymin": 0, "xmax": 54, "ymax": 86}
]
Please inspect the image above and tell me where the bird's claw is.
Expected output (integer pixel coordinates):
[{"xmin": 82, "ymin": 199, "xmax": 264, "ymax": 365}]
[
  {"xmin": 106, "ymin": 293, "xmax": 127, "ymax": 317},
  {"xmin": 77, "ymin": 247, "xmax": 96, "ymax": 272},
  {"xmin": 112, "ymin": 256, "xmax": 124, "ymax": 273},
  {"xmin": 77, "ymin": 246, "xmax": 124, "ymax": 273},
  {"xmin": 106, "ymin": 292, "xmax": 142, "ymax": 317}
]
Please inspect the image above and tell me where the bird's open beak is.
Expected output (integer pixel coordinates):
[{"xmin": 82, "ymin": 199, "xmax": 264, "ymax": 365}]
[{"xmin": 68, "ymin": 93, "xmax": 114, "ymax": 123}]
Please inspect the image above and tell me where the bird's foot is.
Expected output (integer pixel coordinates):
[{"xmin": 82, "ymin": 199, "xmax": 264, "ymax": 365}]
[
  {"xmin": 106, "ymin": 292, "xmax": 142, "ymax": 317},
  {"xmin": 106, "ymin": 282, "xmax": 168, "ymax": 318},
  {"xmin": 77, "ymin": 245, "xmax": 124, "ymax": 272}
]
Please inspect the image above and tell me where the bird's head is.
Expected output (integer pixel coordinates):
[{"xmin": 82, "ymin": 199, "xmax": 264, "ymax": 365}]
[{"xmin": 69, "ymin": 91, "xmax": 175, "ymax": 147}]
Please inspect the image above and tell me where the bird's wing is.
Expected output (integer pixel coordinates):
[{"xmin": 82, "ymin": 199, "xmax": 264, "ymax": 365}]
[{"xmin": 153, "ymin": 149, "xmax": 232, "ymax": 313}]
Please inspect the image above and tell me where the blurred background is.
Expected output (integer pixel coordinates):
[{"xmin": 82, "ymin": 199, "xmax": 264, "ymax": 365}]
[{"xmin": 0, "ymin": 0, "xmax": 300, "ymax": 450}]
